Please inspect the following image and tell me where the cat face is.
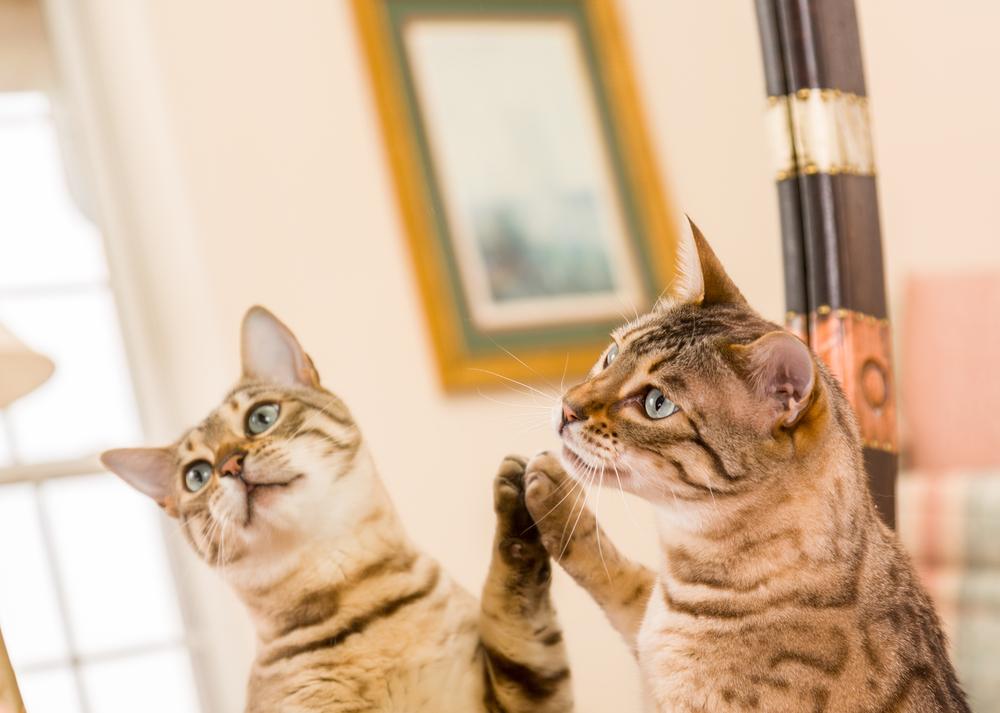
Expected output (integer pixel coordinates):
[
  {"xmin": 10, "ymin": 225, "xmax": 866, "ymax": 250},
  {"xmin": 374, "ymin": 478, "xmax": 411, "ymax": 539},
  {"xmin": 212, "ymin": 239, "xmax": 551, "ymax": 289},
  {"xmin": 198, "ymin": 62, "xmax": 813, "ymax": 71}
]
[
  {"xmin": 102, "ymin": 307, "xmax": 362, "ymax": 568},
  {"xmin": 557, "ymin": 221, "xmax": 818, "ymax": 507}
]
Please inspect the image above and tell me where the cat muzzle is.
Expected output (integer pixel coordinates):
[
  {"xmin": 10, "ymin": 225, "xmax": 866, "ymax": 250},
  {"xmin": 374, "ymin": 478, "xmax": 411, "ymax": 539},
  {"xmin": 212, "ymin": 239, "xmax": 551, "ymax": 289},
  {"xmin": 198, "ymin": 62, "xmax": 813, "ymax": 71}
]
[{"xmin": 218, "ymin": 449, "xmax": 247, "ymax": 479}]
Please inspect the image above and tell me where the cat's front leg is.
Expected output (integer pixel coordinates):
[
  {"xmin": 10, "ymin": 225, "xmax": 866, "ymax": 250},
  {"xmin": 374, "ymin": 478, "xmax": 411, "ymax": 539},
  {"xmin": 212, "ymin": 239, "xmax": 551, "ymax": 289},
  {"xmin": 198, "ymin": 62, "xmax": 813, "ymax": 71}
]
[
  {"xmin": 524, "ymin": 452, "xmax": 654, "ymax": 653},
  {"xmin": 479, "ymin": 455, "xmax": 573, "ymax": 713}
]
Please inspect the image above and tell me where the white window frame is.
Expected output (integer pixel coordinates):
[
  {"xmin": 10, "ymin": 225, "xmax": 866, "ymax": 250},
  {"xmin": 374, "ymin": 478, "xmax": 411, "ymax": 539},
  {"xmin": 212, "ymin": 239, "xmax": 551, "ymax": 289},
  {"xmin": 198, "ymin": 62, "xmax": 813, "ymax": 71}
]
[
  {"xmin": 5, "ymin": 2, "xmax": 239, "ymax": 711},
  {"xmin": 0, "ymin": 100, "xmax": 211, "ymax": 713}
]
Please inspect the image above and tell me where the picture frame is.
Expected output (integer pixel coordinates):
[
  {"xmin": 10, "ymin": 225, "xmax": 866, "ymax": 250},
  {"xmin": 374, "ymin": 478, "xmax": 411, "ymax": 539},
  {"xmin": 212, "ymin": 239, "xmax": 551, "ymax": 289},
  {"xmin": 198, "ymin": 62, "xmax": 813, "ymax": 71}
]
[{"xmin": 353, "ymin": 0, "xmax": 678, "ymax": 389}]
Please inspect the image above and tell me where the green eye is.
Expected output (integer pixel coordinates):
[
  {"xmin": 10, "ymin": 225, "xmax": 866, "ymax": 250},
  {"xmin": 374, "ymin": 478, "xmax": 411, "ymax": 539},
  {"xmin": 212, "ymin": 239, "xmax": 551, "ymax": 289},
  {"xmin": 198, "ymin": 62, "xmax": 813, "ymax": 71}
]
[
  {"xmin": 644, "ymin": 388, "xmax": 678, "ymax": 420},
  {"xmin": 247, "ymin": 402, "xmax": 280, "ymax": 435},
  {"xmin": 184, "ymin": 461, "xmax": 212, "ymax": 492},
  {"xmin": 604, "ymin": 343, "xmax": 619, "ymax": 368}
]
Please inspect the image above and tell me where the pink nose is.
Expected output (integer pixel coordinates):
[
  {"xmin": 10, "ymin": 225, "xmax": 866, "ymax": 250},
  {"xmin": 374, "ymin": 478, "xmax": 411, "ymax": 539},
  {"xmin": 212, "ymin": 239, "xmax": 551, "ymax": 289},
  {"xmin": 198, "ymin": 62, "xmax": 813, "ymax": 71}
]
[
  {"xmin": 560, "ymin": 401, "xmax": 584, "ymax": 432},
  {"xmin": 219, "ymin": 451, "xmax": 245, "ymax": 478}
]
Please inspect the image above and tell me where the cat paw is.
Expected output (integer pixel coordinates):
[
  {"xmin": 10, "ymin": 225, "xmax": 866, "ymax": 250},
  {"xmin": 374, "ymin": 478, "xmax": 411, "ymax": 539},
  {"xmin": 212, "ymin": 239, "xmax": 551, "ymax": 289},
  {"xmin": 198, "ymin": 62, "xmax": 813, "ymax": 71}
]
[
  {"xmin": 493, "ymin": 454, "xmax": 528, "ymax": 517},
  {"xmin": 524, "ymin": 451, "xmax": 571, "ymax": 512},
  {"xmin": 492, "ymin": 455, "xmax": 548, "ymax": 571},
  {"xmin": 524, "ymin": 452, "xmax": 584, "ymax": 560}
]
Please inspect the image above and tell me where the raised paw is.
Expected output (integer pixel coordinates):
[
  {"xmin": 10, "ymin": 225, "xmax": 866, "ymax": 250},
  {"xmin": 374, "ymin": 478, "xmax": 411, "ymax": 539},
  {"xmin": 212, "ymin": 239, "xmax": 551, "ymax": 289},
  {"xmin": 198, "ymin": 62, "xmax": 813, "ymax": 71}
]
[
  {"xmin": 492, "ymin": 455, "xmax": 547, "ymax": 572},
  {"xmin": 494, "ymin": 454, "xmax": 528, "ymax": 517},
  {"xmin": 524, "ymin": 451, "xmax": 593, "ymax": 562},
  {"xmin": 524, "ymin": 451, "xmax": 575, "ymax": 526}
]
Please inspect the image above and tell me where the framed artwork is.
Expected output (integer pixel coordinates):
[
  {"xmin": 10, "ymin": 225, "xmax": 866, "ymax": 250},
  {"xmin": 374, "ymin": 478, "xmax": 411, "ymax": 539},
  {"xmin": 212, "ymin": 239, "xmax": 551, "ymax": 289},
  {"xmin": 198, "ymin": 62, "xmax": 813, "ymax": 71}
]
[{"xmin": 353, "ymin": 0, "xmax": 678, "ymax": 389}]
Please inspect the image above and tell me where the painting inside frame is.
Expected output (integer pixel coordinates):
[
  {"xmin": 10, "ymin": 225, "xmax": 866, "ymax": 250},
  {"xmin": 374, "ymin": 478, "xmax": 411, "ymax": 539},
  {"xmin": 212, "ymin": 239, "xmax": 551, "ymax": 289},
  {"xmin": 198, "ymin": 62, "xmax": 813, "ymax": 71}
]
[
  {"xmin": 354, "ymin": 0, "xmax": 677, "ymax": 388},
  {"xmin": 403, "ymin": 17, "xmax": 645, "ymax": 331}
]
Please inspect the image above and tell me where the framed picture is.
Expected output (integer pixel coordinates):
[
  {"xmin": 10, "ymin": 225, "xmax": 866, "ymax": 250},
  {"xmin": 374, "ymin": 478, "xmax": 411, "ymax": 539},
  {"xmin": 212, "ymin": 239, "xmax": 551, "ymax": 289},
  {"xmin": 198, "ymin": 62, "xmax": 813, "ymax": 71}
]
[{"xmin": 353, "ymin": 0, "xmax": 678, "ymax": 389}]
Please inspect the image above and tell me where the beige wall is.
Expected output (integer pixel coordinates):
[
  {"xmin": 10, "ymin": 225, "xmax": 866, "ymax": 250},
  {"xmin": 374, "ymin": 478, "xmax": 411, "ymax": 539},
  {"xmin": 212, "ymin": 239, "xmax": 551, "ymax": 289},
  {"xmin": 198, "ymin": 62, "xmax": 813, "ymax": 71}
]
[{"xmin": 51, "ymin": 0, "xmax": 1000, "ymax": 711}]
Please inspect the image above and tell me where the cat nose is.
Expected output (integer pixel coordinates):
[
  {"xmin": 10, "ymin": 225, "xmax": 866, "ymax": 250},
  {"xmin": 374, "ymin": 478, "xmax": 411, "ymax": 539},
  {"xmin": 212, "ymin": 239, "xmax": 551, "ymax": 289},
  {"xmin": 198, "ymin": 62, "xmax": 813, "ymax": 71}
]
[
  {"xmin": 218, "ymin": 450, "xmax": 246, "ymax": 478},
  {"xmin": 560, "ymin": 401, "xmax": 584, "ymax": 432}
]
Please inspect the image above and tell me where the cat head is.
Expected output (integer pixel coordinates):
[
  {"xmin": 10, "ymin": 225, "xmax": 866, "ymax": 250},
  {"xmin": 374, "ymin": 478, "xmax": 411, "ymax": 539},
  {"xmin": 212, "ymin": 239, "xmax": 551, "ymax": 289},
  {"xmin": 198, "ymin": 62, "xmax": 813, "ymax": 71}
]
[
  {"xmin": 557, "ymin": 220, "xmax": 834, "ymax": 507},
  {"xmin": 101, "ymin": 307, "xmax": 364, "ymax": 568}
]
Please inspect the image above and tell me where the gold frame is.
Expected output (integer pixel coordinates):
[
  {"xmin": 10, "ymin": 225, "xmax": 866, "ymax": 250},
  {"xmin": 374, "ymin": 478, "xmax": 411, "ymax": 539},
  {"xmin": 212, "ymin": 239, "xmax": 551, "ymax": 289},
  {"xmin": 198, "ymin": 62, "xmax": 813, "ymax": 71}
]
[{"xmin": 352, "ymin": 0, "xmax": 678, "ymax": 389}]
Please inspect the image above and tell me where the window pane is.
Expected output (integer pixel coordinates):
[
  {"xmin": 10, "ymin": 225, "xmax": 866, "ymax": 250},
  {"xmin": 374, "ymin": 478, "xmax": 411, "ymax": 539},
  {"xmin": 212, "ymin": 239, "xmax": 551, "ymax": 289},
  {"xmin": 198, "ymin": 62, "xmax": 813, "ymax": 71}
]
[
  {"xmin": 0, "ymin": 289, "xmax": 141, "ymax": 463},
  {"xmin": 0, "ymin": 484, "xmax": 69, "ymax": 667},
  {"xmin": 0, "ymin": 92, "xmax": 107, "ymax": 290},
  {"xmin": 16, "ymin": 666, "xmax": 83, "ymax": 713},
  {"xmin": 41, "ymin": 474, "xmax": 183, "ymax": 655},
  {"xmin": 83, "ymin": 648, "xmax": 199, "ymax": 713}
]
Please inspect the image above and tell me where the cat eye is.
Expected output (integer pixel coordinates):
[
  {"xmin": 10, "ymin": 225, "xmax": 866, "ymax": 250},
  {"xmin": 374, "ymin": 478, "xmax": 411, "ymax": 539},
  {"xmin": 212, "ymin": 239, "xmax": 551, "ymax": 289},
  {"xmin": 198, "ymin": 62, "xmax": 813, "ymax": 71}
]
[
  {"xmin": 604, "ymin": 343, "xmax": 619, "ymax": 368},
  {"xmin": 644, "ymin": 388, "xmax": 678, "ymax": 420},
  {"xmin": 184, "ymin": 460, "xmax": 213, "ymax": 492},
  {"xmin": 246, "ymin": 402, "xmax": 280, "ymax": 435}
]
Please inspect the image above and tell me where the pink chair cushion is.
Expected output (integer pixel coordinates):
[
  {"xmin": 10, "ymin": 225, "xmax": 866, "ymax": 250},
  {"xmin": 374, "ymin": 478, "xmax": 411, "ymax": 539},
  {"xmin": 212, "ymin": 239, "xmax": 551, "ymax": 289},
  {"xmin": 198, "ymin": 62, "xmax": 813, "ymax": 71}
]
[{"xmin": 901, "ymin": 272, "xmax": 1000, "ymax": 471}]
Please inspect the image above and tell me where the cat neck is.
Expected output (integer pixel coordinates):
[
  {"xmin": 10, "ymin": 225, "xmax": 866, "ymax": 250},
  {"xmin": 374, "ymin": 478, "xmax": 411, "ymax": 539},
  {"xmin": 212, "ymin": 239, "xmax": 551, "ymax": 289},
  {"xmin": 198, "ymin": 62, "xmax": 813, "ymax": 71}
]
[
  {"xmin": 223, "ymin": 445, "xmax": 416, "ymax": 641},
  {"xmin": 652, "ymin": 395, "xmax": 873, "ymax": 582}
]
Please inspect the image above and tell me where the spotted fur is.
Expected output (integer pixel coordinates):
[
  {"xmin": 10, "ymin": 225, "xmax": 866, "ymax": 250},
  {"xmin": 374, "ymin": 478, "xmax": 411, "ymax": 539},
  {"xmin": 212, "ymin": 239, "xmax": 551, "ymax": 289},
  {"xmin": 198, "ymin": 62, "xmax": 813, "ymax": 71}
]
[
  {"xmin": 524, "ymin": 223, "xmax": 969, "ymax": 712},
  {"xmin": 103, "ymin": 307, "xmax": 572, "ymax": 713}
]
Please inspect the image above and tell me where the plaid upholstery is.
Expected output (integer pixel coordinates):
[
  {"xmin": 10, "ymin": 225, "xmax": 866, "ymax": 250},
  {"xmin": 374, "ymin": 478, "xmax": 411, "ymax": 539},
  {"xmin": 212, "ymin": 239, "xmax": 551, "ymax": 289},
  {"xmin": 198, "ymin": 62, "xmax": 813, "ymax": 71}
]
[{"xmin": 898, "ymin": 469, "xmax": 1000, "ymax": 710}]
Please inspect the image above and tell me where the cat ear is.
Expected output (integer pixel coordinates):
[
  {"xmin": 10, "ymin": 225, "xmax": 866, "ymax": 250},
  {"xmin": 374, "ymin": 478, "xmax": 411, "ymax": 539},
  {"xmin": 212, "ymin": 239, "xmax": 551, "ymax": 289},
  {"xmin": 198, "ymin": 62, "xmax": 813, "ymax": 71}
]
[
  {"xmin": 658, "ymin": 216, "xmax": 746, "ymax": 310},
  {"xmin": 100, "ymin": 447, "xmax": 179, "ymax": 516},
  {"xmin": 240, "ymin": 306, "xmax": 320, "ymax": 388},
  {"xmin": 736, "ymin": 331, "xmax": 816, "ymax": 428}
]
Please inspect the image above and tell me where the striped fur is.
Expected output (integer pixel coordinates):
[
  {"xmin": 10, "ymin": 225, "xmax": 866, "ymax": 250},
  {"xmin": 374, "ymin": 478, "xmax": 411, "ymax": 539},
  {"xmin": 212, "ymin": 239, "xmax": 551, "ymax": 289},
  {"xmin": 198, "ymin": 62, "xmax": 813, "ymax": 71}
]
[
  {"xmin": 103, "ymin": 307, "xmax": 572, "ymax": 713},
  {"xmin": 523, "ymin": 227, "xmax": 969, "ymax": 712}
]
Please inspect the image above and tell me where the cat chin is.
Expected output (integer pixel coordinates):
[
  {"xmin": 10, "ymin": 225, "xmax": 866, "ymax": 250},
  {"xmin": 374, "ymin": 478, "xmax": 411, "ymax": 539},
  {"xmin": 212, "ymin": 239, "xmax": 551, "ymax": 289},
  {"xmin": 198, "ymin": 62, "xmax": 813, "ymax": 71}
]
[
  {"xmin": 561, "ymin": 442, "xmax": 679, "ymax": 504},
  {"xmin": 559, "ymin": 444, "xmax": 621, "ymax": 489},
  {"xmin": 560, "ymin": 443, "xmax": 598, "ymax": 478}
]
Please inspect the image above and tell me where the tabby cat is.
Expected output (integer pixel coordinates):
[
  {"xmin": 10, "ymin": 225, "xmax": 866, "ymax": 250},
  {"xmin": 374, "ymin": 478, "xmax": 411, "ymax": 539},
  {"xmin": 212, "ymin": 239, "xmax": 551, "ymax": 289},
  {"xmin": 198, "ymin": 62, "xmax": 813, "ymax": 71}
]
[
  {"xmin": 522, "ymin": 222, "xmax": 970, "ymax": 712},
  {"xmin": 102, "ymin": 307, "xmax": 572, "ymax": 713}
]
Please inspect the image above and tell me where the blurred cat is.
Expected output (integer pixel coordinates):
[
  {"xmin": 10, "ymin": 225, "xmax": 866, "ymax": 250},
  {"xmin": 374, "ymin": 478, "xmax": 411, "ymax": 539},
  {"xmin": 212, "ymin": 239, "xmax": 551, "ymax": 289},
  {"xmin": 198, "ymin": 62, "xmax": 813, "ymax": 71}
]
[
  {"xmin": 102, "ymin": 307, "xmax": 572, "ymax": 713},
  {"xmin": 523, "ymin": 222, "xmax": 969, "ymax": 712}
]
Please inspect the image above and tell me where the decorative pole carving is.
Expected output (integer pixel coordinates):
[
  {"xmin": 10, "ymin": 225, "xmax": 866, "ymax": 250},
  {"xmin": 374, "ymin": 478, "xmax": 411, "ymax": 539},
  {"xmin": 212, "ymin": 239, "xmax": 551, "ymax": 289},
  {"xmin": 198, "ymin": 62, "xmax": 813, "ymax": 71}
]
[{"xmin": 755, "ymin": 0, "xmax": 898, "ymax": 526}]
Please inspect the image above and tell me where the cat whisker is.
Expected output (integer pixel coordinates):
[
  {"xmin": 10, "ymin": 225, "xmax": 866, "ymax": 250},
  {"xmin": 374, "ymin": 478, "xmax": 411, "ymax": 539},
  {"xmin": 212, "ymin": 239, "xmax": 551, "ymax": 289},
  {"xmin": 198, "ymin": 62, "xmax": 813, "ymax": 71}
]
[
  {"xmin": 610, "ymin": 459, "xmax": 634, "ymax": 519},
  {"xmin": 485, "ymin": 337, "xmax": 564, "ymax": 395},
  {"xmin": 286, "ymin": 397, "xmax": 346, "ymax": 442},
  {"xmin": 593, "ymin": 464, "xmax": 612, "ymax": 583},
  {"xmin": 216, "ymin": 514, "xmax": 229, "ymax": 569},
  {"xmin": 528, "ymin": 473, "xmax": 583, "ymax": 531},
  {"xmin": 474, "ymin": 389, "xmax": 557, "ymax": 412},
  {"xmin": 556, "ymin": 462, "xmax": 590, "ymax": 547},
  {"xmin": 468, "ymin": 368, "xmax": 559, "ymax": 402},
  {"xmin": 558, "ymin": 466, "xmax": 595, "ymax": 563},
  {"xmin": 628, "ymin": 297, "xmax": 640, "ymax": 322},
  {"xmin": 556, "ymin": 482, "xmax": 586, "ymax": 560},
  {"xmin": 512, "ymin": 421, "xmax": 554, "ymax": 437}
]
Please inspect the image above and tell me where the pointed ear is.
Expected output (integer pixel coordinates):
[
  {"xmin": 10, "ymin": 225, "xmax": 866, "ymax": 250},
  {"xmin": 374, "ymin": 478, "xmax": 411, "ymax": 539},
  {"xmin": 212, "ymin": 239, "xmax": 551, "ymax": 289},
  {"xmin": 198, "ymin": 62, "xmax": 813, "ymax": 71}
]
[
  {"xmin": 240, "ymin": 306, "xmax": 320, "ymax": 388},
  {"xmin": 100, "ymin": 448, "xmax": 179, "ymax": 516},
  {"xmin": 735, "ymin": 331, "xmax": 816, "ymax": 428},
  {"xmin": 658, "ymin": 216, "xmax": 746, "ymax": 309}
]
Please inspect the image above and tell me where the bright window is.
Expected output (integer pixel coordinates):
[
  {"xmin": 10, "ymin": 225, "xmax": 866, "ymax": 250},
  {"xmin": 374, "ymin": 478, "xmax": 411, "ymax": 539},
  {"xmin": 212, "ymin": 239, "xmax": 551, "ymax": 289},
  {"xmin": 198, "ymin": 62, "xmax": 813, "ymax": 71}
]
[{"xmin": 0, "ymin": 93, "xmax": 201, "ymax": 713}]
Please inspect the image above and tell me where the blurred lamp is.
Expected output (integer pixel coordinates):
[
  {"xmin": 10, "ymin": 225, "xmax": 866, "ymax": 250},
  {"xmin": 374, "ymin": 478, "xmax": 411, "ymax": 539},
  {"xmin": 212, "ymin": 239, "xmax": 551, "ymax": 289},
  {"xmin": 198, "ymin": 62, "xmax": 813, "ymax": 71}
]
[{"xmin": 0, "ymin": 321, "xmax": 54, "ymax": 408}]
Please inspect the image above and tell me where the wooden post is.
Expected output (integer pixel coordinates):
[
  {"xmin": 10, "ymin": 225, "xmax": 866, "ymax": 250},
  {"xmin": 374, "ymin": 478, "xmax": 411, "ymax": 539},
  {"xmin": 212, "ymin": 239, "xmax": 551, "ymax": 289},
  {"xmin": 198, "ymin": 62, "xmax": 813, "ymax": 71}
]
[
  {"xmin": 0, "ymin": 630, "xmax": 25, "ymax": 713},
  {"xmin": 755, "ymin": 0, "xmax": 897, "ymax": 527}
]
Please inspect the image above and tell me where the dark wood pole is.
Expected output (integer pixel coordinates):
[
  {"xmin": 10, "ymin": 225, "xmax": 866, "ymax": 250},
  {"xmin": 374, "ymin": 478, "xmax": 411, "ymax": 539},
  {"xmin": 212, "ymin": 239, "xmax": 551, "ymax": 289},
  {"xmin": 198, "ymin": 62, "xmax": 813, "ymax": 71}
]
[{"xmin": 754, "ymin": 0, "xmax": 897, "ymax": 527}]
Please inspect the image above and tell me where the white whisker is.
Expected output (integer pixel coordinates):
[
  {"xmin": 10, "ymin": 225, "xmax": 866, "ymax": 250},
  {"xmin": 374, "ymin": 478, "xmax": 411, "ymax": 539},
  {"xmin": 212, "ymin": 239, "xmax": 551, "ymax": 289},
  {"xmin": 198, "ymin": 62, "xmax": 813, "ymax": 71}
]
[
  {"xmin": 468, "ymin": 368, "xmax": 558, "ymax": 401},
  {"xmin": 559, "ymin": 467, "xmax": 594, "ymax": 563},
  {"xmin": 594, "ymin": 464, "xmax": 611, "ymax": 582}
]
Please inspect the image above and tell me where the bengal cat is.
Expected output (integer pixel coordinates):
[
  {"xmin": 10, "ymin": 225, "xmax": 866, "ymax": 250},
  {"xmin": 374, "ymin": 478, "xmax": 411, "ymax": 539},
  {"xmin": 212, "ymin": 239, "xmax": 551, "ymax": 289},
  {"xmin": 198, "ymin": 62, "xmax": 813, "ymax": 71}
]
[
  {"xmin": 102, "ymin": 307, "xmax": 571, "ymax": 713},
  {"xmin": 523, "ymin": 221, "xmax": 970, "ymax": 712}
]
